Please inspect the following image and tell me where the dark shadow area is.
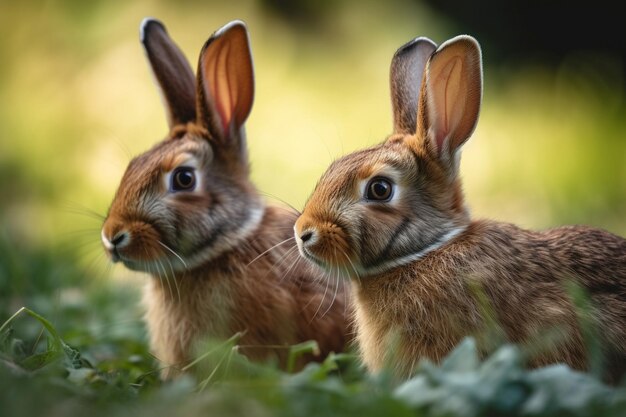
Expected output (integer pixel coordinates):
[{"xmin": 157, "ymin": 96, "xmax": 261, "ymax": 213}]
[{"xmin": 421, "ymin": 0, "xmax": 625, "ymax": 76}]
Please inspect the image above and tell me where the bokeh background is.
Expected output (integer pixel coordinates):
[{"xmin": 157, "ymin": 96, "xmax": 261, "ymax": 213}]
[{"xmin": 1, "ymin": 0, "xmax": 624, "ymax": 368}]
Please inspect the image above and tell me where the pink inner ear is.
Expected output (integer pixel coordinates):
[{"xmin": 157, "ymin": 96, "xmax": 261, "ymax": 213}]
[
  {"xmin": 199, "ymin": 23, "xmax": 254, "ymax": 139},
  {"xmin": 212, "ymin": 42, "xmax": 233, "ymax": 136},
  {"xmin": 430, "ymin": 56, "xmax": 463, "ymax": 155}
]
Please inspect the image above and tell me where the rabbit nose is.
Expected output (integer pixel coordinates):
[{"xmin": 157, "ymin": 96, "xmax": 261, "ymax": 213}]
[
  {"xmin": 299, "ymin": 230, "xmax": 315, "ymax": 245},
  {"xmin": 294, "ymin": 215, "xmax": 317, "ymax": 247},
  {"xmin": 111, "ymin": 232, "xmax": 129, "ymax": 246},
  {"xmin": 101, "ymin": 229, "xmax": 130, "ymax": 250}
]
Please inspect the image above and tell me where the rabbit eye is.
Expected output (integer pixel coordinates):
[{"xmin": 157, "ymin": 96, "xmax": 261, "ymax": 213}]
[
  {"xmin": 365, "ymin": 177, "xmax": 393, "ymax": 201},
  {"xmin": 171, "ymin": 167, "xmax": 196, "ymax": 192}
]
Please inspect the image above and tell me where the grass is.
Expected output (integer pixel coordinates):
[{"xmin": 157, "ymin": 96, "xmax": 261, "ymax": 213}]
[
  {"xmin": 2, "ymin": 305, "xmax": 626, "ymax": 417},
  {"xmin": 2, "ymin": 233, "xmax": 626, "ymax": 417}
]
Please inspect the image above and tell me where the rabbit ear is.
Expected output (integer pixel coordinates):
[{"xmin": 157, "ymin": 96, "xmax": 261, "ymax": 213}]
[
  {"xmin": 196, "ymin": 20, "xmax": 254, "ymax": 145},
  {"xmin": 140, "ymin": 18, "xmax": 196, "ymax": 129},
  {"xmin": 415, "ymin": 35, "xmax": 482, "ymax": 170},
  {"xmin": 390, "ymin": 37, "xmax": 437, "ymax": 135}
]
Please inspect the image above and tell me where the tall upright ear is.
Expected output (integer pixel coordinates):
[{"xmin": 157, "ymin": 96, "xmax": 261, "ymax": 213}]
[
  {"xmin": 390, "ymin": 37, "xmax": 437, "ymax": 135},
  {"xmin": 415, "ymin": 35, "xmax": 482, "ymax": 170},
  {"xmin": 196, "ymin": 20, "xmax": 254, "ymax": 144},
  {"xmin": 140, "ymin": 18, "xmax": 196, "ymax": 129}
]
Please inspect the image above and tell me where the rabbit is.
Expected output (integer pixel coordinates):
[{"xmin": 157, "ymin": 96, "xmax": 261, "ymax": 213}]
[
  {"xmin": 294, "ymin": 35, "xmax": 626, "ymax": 382},
  {"xmin": 100, "ymin": 18, "xmax": 350, "ymax": 379}
]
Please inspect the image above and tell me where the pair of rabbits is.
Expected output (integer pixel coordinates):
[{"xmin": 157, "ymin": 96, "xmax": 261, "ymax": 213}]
[{"xmin": 102, "ymin": 19, "xmax": 626, "ymax": 382}]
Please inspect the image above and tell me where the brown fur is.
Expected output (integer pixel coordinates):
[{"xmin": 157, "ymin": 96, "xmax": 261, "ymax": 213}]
[
  {"xmin": 142, "ymin": 206, "xmax": 348, "ymax": 379},
  {"xmin": 102, "ymin": 19, "xmax": 350, "ymax": 378},
  {"xmin": 353, "ymin": 221, "xmax": 626, "ymax": 380},
  {"xmin": 295, "ymin": 35, "xmax": 626, "ymax": 383}
]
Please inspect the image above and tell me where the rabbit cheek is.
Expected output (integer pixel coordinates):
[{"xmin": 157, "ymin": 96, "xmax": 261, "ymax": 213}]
[
  {"xmin": 357, "ymin": 210, "xmax": 409, "ymax": 269},
  {"xmin": 121, "ymin": 222, "xmax": 163, "ymax": 260}
]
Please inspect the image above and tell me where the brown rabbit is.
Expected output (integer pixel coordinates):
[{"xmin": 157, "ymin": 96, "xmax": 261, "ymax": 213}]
[
  {"xmin": 101, "ymin": 18, "xmax": 349, "ymax": 378},
  {"xmin": 294, "ymin": 35, "xmax": 626, "ymax": 382}
]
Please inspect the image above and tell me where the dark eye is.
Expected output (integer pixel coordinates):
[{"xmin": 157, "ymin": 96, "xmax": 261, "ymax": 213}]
[
  {"xmin": 365, "ymin": 177, "xmax": 393, "ymax": 201},
  {"xmin": 171, "ymin": 167, "xmax": 196, "ymax": 192}
]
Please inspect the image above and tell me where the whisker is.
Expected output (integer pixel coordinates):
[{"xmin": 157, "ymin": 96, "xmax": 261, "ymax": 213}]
[
  {"xmin": 157, "ymin": 240, "xmax": 188, "ymax": 270},
  {"xmin": 335, "ymin": 248, "xmax": 357, "ymax": 320},
  {"xmin": 80, "ymin": 254, "xmax": 109, "ymax": 278},
  {"xmin": 108, "ymin": 130, "xmax": 133, "ymax": 162},
  {"xmin": 313, "ymin": 270, "xmax": 332, "ymax": 321},
  {"xmin": 57, "ymin": 228, "xmax": 102, "ymax": 250},
  {"xmin": 311, "ymin": 252, "xmax": 333, "ymax": 321},
  {"xmin": 257, "ymin": 192, "xmax": 301, "ymax": 215},
  {"xmin": 143, "ymin": 247, "xmax": 168, "ymax": 303},
  {"xmin": 61, "ymin": 228, "xmax": 103, "ymax": 237},
  {"xmin": 154, "ymin": 269, "xmax": 168, "ymax": 305},
  {"xmin": 276, "ymin": 245, "xmax": 303, "ymax": 286},
  {"xmin": 84, "ymin": 251, "xmax": 113, "ymax": 286},
  {"xmin": 254, "ymin": 242, "xmax": 299, "ymax": 288},
  {"xmin": 274, "ymin": 245, "xmax": 300, "ymax": 284},
  {"xmin": 341, "ymin": 249, "xmax": 361, "ymax": 285},
  {"xmin": 253, "ymin": 225, "xmax": 299, "ymax": 232},
  {"xmin": 156, "ymin": 257, "xmax": 175, "ymax": 302},
  {"xmin": 61, "ymin": 201, "xmax": 107, "ymax": 221},
  {"xmin": 58, "ymin": 237, "xmax": 103, "ymax": 259},
  {"xmin": 321, "ymin": 265, "xmax": 341, "ymax": 319},
  {"xmin": 247, "ymin": 237, "xmax": 295, "ymax": 267},
  {"xmin": 163, "ymin": 255, "xmax": 182, "ymax": 303}
]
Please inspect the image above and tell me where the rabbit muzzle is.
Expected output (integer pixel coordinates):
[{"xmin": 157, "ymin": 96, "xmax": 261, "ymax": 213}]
[
  {"xmin": 101, "ymin": 217, "xmax": 166, "ymax": 271},
  {"xmin": 295, "ymin": 214, "xmax": 355, "ymax": 272}
]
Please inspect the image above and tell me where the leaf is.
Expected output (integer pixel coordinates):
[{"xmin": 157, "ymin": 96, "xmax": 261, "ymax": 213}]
[
  {"xmin": 9, "ymin": 338, "xmax": 27, "ymax": 360},
  {"xmin": 522, "ymin": 365, "xmax": 614, "ymax": 415},
  {"xmin": 19, "ymin": 350, "xmax": 61, "ymax": 371},
  {"xmin": 62, "ymin": 343, "xmax": 89, "ymax": 370},
  {"xmin": 0, "ymin": 307, "xmax": 93, "ymax": 373},
  {"xmin": 394, "ymin": 375, "xmax": 443, "ymax": 407},
  {"xmin": 0, "ymin": 325, "xmax": 12, "ymax": 352},
  {"xmin": 1, "ymin": 307, "xmax": 63, "ymax": 353},
  {"xmin": 183, "ymin": 331, "xmax": 245, "ymax": 372},
  {"xmin": 287, "ymin": 340, "xmax": 320, "ymax": 373},
  {"xmin": 478, "ymin": 344, "xmax": 523, "ymax": 387},
  {"xmin": 441, "ymin": 337, "xmax": 480, "ymax": 373},
  {"xmin": 67, "ymin": 367, "xmax": 98, "ymax": 385}
]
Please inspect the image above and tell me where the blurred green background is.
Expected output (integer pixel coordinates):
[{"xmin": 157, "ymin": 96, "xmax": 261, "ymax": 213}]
[{"xmin": 1, "ymin": 0, "xmax": 625, "ymax": 374}]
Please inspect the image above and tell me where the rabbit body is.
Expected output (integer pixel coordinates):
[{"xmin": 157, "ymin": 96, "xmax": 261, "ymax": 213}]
[
  {"xmin": 102, "ymin": 20, "xmax": 349, "ymax": 378},
  {"xmin": 353, "ymin": 220, "xmax": 625, "ymax": 380},
  {"xmin": 143, "ymin": 206, "xmax": 346, "ymax": 379},
  {"xmin": 294, "ymin": 35, "xmax": 626, "ymax": 381}
]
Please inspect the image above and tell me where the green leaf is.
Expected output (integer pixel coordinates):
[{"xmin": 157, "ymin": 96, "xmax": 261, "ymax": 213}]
[
  {"xmin": 0, "ymin": 325, "xmax": 12, "ymax": 352},
  {"xmin": 523, "ymin": 365, "xmax": 613, "ymax": 415},
  {"xmin": 0, "ymin": 307, "xmax": 63, "ymax": 352},
  {"xmin": 62, "ymin": 343, "xmax": 88, "ymax": 370},
  {"xmin": 441, "ymin": 337, "xmax": 480, "ymax": 373},
  {"xmin": 18, "ymin": 350, "xmax": 61, "ymax": 370},
  {"xmin": 287, "ymin": 340, "xmax": 320, "ymax": 373}
]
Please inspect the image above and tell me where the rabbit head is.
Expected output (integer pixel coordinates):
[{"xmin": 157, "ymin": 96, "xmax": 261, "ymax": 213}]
[
  {"xmin": 295, "ymin": 36, "xmax": 483, "ymax": 277},
  {"xmin": 102, "ymin": 19, "xmax": 263, "ymax": 273}
]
